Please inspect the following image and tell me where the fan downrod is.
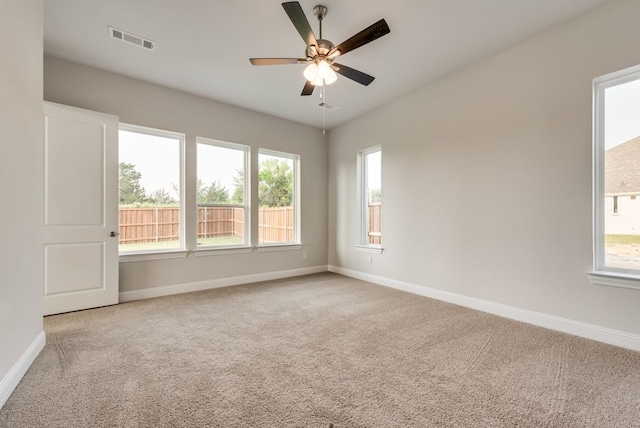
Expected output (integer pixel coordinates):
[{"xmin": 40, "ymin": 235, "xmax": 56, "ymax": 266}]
[
  {"xmin": 306, "ymin": 4, "xmax": 334, "ymax": 59},
  {"xmin": 313, "ymin": 5, "xmax": 327, "ymax": 39}
]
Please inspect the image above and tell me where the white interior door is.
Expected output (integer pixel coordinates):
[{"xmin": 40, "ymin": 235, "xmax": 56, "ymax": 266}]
[{"xmin": 43, "ymin": 102, "xmax": 119, "ymax": 315}]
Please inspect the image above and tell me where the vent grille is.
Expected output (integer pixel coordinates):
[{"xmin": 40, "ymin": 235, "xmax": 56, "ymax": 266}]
[
  {"xmin": 108, "ymin": 26, "xmax": 155, "ymax": 51},
  {"xmin": 318, "ymin": 102, "xmax": 339, "ymax": 111}
]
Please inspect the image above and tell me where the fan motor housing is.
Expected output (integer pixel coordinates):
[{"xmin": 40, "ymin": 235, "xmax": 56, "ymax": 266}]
[{"xmin": 306, "ymin": 38, "xmax": 335, "ymax": 59}]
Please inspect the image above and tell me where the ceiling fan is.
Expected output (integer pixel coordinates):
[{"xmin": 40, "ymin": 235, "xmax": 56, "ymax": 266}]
[{"xmin": 250, "ymin": 2, "xmax": 390, "ymax": 96}]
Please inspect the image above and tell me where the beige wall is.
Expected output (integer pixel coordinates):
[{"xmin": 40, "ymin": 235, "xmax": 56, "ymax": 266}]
[
  {"xmin": 44, "ymin": 56, "xmax": 328, "ymax": 293},
  {"xmin": 329, "ymin": 0, "xmax": 640, "ymax": 334},
  {"xmin": 0, "ymin": 0, "xmax": 44, "ymax": 396},
  {"xmin": 5, "ymin": 0, "xmax": 638, "ymax": 409}
]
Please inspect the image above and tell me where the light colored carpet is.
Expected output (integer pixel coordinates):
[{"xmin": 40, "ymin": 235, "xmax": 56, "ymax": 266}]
[{"xmin": 1, "ymin": 272, "xmax": 640, "ymax": 427}]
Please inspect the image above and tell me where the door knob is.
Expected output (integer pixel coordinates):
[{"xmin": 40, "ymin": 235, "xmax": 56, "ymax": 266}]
[{"xmin": 109, "ymin": 231, "xmax": 120, "ymax": 237}]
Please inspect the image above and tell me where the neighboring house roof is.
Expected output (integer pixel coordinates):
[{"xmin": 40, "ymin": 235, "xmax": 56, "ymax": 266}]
[{"xmin": 606, "ymin": 136, "xmax": 640, "ymax": 195}]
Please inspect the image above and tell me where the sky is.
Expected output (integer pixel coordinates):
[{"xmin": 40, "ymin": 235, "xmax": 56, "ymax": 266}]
[
  {"xmin": 197, "ymin": 142, "xmax": 244, "ymax": 194},
  {"xmin": 605, "ymin": 78, "xmax": 640, "ymax": 150},
  {"xmin": 366, "ymin": 150, "xmax": 381, "ymax": 190},
  {"xmin": 119, "ymin": 130, "xmax": 181, "ymax": 197},
  {"xmin": 119, "ymin": 131, "xmax": 244, "ymax": 198}
]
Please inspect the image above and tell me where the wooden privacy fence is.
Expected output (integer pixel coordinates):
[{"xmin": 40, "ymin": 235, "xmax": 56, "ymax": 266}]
[
  {"xmin": 119, "ymin": 203, "xmax": 381, "ymax": 245},
  {"xmin": 368, "ymin": 202, "xmax": 381, "ymax": 244},
  {"xmin": 259, "ymin": 206, "xmax": 293, "ymax": 243},
  {"xmin": 119, "ymin": 206, "xmax": 245, "ymax": 244},
  {"xmin": 119, "ymin": 207, "xmax": 181, "ymax": 244},
  {"xmin": 119, "ymin": 205, "xmax": 293, "ymax": 244},
  {"xmin": 198, "ymin": 206, "xmax": 244, "ymax": 240}
]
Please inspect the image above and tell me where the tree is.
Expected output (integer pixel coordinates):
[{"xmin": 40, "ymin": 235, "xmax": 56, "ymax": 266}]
[
  {"xmin": 370, "ymin": 188, "xmax": 382, "ymax": 203},
  {"xmin": 258, "ymin": 158, "xmax": 292, "ymax": 207},
  {"xmin": 197, "ymin": 179, "xmax": 230, "ymax": 204},
  {"xmin": 230, "ymin": 169, "xmax": 244, "ymax": 204},
  {"xmin": 119, "ymin": 162, "xmax": 147, "ymax": 205},
  {"xmin": 148, "ymin": 188, "xmax": 177, "ymax": 205}
]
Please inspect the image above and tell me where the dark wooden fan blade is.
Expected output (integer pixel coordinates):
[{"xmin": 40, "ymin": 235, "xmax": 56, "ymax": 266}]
[
  {"xmin": 301, "ymin": 80, "xmax": 315, "ymax": 96},
  {"xmin": 250, "ymin": 58, "xmax": 307, "ymax": 65},
  {"xmin": 282, "ymin": 2, "xmax": 318, "ymax": 48},
  {"xmin": 329, "ymin": 19, "xmax": 390, "ymax": 57},
  {"xmin": 333, "ymin": 63, "xmax": 375, "ymax": 86}
]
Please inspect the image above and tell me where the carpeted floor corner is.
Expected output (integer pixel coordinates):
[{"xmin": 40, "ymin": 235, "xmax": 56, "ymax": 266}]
[{"xmin": 1, "ymin": 272, "xmax": 639, "ymax": 427}]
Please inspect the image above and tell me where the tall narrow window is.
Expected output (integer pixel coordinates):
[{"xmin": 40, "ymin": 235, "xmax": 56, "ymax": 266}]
[
  {"xmin": 196, "ymin": 138, "xmax": 249, "ymax": 248},
  {"xmin": 258, "ymin": 150, "xmax": 299, "ymax": 245},
  {"xmin": 118, "ymin": 125, "xmax": 184, "ymax": 253},
  {"xmin": 592, "ymin": 64, "xmax": 640, "ymax": 283},
  {"xmin": 357, "ymin": 146, "xmax": 382, "ymax": 249}
]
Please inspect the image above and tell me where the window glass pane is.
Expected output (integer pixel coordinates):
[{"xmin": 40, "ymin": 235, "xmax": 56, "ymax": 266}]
[
  {"xmin": 603, "ymin": 78, "xmax": 640, "ymax": 270},
  {"xmin": 364, "ymin": 149, "xmax": 382, "ymax": 245},
  {"xmin": 258, "ymin": 151, "xmax": 297, "ymax": 244},
  {"xmin": 196, "ymin": 140, "xmax": 247, "ymax": 247},
  {"xmin": 119, "ymin": 128, "xmax": 182, "ymax": 252}
]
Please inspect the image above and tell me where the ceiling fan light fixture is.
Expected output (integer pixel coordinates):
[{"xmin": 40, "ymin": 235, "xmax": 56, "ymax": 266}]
[
  {"xmin": 249, "ymin": 2, "xmax": 390, "ymax": 95},
  {"xmin": 323, "ymin": 68, "xmax": 338, "ymax": 85},
  {"xmin": 303, "ymin": 62, "xmax": 318, "ymax": 81},
  {"xmin": 310, "ymin": 76, "xmax": 325, "ymax": 86},
  {"xmin": 305, "ymin": 60, "xmax": 337, "ymax": 86},
  {"xmin": 317, "ymin": 60, "xmax": 332, "ymax": 78}
]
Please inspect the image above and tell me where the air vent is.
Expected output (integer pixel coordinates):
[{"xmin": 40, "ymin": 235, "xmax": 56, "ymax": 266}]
[
  {"xmin": 108, "ymin": 26, "xmax": 155, "ymax": 51},
  {"xmin": 318, "ymin": 102, "xmax": 339, "ymax": 111}
]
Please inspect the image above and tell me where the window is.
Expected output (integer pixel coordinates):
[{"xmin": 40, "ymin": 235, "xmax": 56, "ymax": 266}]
[
  {"xmin": 118, "ymin": 124, "xmax": 184, "ymax": 253},
  {"xmin": 357, "ymin": 146, "xmax": 382, "ymax": 250},
  {"xmin": 117, "ymin": 125, "xmax": 301, "ymax": 256},
  {"xmin": 591, "ymin": 64, "xmax": 640, "ymax": 286},
  {"xmin": 258, "ymin": 150, "xmax": 299, "ymax": 245},
  {"xmin": 196, "ymin": 138, "xmax": 249, "ymax": 248}
]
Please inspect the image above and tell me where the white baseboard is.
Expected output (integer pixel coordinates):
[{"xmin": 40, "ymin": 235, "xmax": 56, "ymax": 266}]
[
  {"xmin": 0, "ymin": 330, "xmax": 46, "ymax": 409},
  {"xmin": 119, "ymin": 265, "xmax": 329, "ymax": 303},
  {"xmin": 328, "ymin": 265, "xmax": 640, "ymax": 352}
]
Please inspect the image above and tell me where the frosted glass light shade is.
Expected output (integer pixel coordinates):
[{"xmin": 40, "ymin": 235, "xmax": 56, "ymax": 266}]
[
  {"xmin": 317, "ymin": 60, "xmax": 332, "ymax": 79},
  {"xmin": 303, "ymin": 63, "xmax": 318, "ymax": 82},
  {"xmin": 304, "ymin": 60, "xmax": 337, "ymax": 86},
  {"xmin": 323, "ymin": 69, "xmax": 337, "ymax": 85}
]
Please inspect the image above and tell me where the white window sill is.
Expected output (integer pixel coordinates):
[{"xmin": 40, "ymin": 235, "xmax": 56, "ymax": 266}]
[
  {"xmin": 194, "ymin": 246, "xmax": 253, "ymax": 257},
  {"xmin": 355, "ymin": 245, "xmax": 384, "ymax": 255},
  {"xmin": 257, "ymin": 244, "xmax": 302, "ymax": 252},
  {"xmin": 586, "ymin": 271, "xmax": 640, "ymax": 291},
  {"xmin": 119, "ymin": 245, "xmax": 303, "ymax": 261},
  {"xmin": 119, "ymin": 250, "xmax": 188, "ymax": 263}
]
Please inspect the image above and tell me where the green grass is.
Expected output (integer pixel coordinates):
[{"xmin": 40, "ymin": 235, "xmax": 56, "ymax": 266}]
[
  {"xmin": 119, "ymin": 236, "xmax": 244, "ymax": 252},
  {"xmin": 197, "ymin": 236, "xmax": 244, "ymax": 247},
  {"xmin": 605, "ymin": 235, "xmax": 640, "ymax": 245}
]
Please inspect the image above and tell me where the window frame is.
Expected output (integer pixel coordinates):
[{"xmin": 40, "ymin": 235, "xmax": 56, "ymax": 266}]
[
  {"xmin": 118, "ymin": 123, "xmax": 186, "ymax": 257},
  {"xmin": 195, "ymin": 137, "xmax": 250, "ymax": 251},
  {"xmin": 588, "ymin": 64, "xmax": 640, "ymax": 290},
  {"xmin": 355, "ymin": 145, "xmax": 383, "ymax": 254},
  {"xmin": 257, "ymin": 148, "xmax": 301, "ymax": 248}
]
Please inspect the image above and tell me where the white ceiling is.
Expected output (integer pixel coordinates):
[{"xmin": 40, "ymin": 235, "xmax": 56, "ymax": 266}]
[{"xmin": 44, "ymin": 0, "xmax": 612, "ymax": 129}]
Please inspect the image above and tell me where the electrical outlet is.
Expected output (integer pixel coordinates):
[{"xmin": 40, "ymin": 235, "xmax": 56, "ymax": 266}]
[{"xmin": 302, "ymin": 252, "xmax": 308, "ymax": 260}]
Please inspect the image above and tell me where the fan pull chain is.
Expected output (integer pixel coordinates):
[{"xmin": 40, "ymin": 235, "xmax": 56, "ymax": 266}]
[{"xmin": 322, "ymin": 83, "xmax": 326, "ymax": 135}]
